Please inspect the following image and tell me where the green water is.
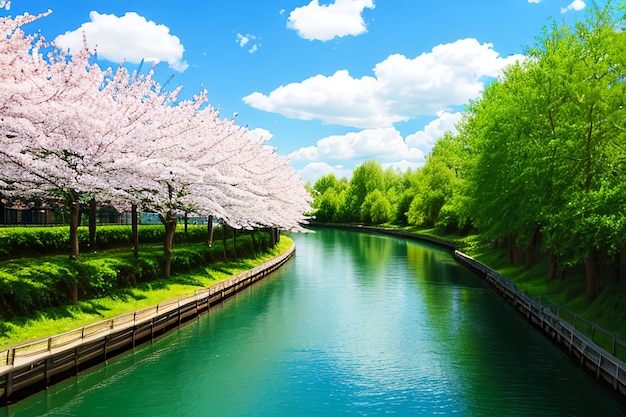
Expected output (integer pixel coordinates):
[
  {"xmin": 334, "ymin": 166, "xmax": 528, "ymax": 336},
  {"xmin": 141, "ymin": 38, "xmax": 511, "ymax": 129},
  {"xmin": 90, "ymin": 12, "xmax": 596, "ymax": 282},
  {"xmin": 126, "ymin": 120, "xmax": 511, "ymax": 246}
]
[{"xmin": 4, "ymin": 228, "xmax": 625, "ymax": 416}]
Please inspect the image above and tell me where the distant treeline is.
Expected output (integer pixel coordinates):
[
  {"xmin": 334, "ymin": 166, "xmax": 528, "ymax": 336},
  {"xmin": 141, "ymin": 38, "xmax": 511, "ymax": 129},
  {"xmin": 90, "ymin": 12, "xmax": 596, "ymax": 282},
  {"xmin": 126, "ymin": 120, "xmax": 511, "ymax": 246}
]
[{"xmin": 308, "ymin": 3, "xmax": 626, "ymax": 300}]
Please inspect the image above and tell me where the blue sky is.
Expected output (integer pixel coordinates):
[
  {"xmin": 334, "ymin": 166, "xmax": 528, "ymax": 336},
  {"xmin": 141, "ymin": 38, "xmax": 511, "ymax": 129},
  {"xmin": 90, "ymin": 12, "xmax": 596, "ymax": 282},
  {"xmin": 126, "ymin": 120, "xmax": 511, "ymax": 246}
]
[{"xmin": 3, "ymin": 0, "xmax": 596, "ymax": 184}]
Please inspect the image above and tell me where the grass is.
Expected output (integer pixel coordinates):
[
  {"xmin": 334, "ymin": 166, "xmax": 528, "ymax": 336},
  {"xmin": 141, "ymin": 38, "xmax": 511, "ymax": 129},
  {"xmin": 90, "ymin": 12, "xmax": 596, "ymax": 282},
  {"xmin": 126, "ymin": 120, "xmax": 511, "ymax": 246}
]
[
  {"xmin": 422, "ymin": 227, "xmax": 626, "ymax": 354},
  {"xmin": 0, "ymin": 237, "xmax": 293, "ymax": 351},
  {"xmin": 5, "ymin": 221, "xmax": 626, "ymax": 361}
]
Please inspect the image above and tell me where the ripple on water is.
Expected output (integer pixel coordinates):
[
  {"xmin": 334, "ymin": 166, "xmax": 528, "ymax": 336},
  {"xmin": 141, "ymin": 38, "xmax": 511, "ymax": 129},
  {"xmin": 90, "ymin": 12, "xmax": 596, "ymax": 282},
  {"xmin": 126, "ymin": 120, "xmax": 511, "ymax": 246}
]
[{"xmin": 4, "ymin": 230, "xmax": 626, "ymax": 417}]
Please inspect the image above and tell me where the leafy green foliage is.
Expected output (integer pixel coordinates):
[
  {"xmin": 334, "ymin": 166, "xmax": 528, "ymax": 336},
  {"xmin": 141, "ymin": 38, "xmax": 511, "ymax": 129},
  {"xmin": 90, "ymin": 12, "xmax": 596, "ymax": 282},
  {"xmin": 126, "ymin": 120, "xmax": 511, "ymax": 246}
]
[
  {"xmin": 0, "ymin": 224, "xmax": 212, "ymax": 259},
  {"xmin": 0, "ymin": 230, "xmax": 272, "ymax": 319},
  {"xmin": 311, "ymin": 175, "xmax": 348, "ymax": 222},
  {"xmin": 308, "ymin": 2, "xmax": 626, "ymax": 300},
  {"xmin": 344, "ymin": 160, "xmax": 386, "ymax": 222},
  {"xmin": 360, "ymin": 189, "xmax": 391, "ymax": 225}
]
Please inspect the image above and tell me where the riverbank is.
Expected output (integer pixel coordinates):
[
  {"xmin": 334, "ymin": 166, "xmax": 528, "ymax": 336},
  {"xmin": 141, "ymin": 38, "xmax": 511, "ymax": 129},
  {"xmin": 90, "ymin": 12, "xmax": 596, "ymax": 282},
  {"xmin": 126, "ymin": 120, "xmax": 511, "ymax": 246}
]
[
  {"xmin": 0, "ymin": 236, "xmax": 294, "ymax": 350},
  {"xmin": 310, "ymin": 222, "xmax": 626, "ymax": 342},
  {"xmin": 310, "ymin": 223, "xmax": 626, "ymax": 402},
  {"xmin": 0, "ymin": 239, "xmax": 296, "ymax": 405}
]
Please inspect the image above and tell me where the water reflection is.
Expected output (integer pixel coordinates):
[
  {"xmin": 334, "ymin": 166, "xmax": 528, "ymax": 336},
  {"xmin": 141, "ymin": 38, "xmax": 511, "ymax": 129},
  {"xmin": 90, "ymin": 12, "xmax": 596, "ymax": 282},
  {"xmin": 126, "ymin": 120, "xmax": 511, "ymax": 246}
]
[{"xmin": 3, "ymin": 228, "xmax": 624, "ymax": 416}]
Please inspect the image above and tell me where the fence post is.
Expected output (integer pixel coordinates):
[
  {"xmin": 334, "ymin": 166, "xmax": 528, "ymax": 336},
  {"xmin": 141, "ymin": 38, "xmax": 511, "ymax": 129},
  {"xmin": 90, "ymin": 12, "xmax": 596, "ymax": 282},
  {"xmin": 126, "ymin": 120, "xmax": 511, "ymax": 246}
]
[{"xmin": 613, "ymin": 338, "xmax": 616, "ymax": 357}]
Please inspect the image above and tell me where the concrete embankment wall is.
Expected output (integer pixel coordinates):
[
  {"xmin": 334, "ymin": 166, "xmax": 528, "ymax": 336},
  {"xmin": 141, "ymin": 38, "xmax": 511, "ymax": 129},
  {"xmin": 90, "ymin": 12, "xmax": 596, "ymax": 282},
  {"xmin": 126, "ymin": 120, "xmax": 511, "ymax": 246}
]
[
  {"xmin": 454, "ymin": 250, "xmax": 626, "ymax": 400},
  {"xmin": 309, "ymin": 223, "xmax": 456, "ymax": 251},
  {"xmin": 0, "ymin": 243, "xmax": 295, "ymax": 406},
  {"xmin": 313, "ymin": 223, "xmax": 626, "ymax": 401}
]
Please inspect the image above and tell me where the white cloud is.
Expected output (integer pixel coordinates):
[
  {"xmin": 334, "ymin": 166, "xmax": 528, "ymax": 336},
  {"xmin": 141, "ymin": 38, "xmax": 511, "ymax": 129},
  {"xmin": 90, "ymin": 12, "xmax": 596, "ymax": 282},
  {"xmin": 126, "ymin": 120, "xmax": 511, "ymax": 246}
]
[
  {"xmin": 289, "ymin": 127, "xmax": 423, "ymax": 163},
  {"xmin": 528, "ymin": 0, "xmax": 541, "ymax": 3},
  {"xmin": 243, "ymin": 38, "xmax": 523, "ymax": 129},
  {"xmin": 54, "ymin": 11, "xmax": 188, "ymax": 72},
  {"xmin": 236, "ymin": 33, "xmax": 250, "ymax": 47},
  {"xmin": 561, "ymin": 0, "xmax": 585, "ymax": 13},
  {"xmin": 289, "ymin": 111, "xmax": 460, "ymax": 182},
  {"xmin": 381, "ymin": 160, "xmax": 423, "ymax": 173},
  {"xmin": 287, "ymin": 0, "xmax": 375, "ymax": 41},
  {"xmin": 405, "ymin": 111, "xmax": 462, "ymax": 154},
  {"xmin": 247, "ymin": 127, "xmax": 274, "ymax": 143},
  {"xmin": 244, "ymin": 70, "xmax": 387, "ymax": 127},
  {"xmin": 236, "ymin": 33, "xmax": 261, "ymax": 53},
  {"xmin": 297, "ymin": 162, "xmax": 352, "ymax": 184}
]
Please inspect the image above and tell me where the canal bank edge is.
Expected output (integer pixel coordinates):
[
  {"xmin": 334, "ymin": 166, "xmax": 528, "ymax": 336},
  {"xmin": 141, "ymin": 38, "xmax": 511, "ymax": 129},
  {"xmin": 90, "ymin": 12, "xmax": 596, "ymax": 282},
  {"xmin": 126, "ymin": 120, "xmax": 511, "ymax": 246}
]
[
  {"xmin": 309, "ymin": 223, "xmax": 626, "ymax": 403},
  {"xmin": 454, "ymin": 251, "xmax": 626, "ymax": 402},
  {"xmin": 0, "ymin": 242, "xmax": 296, "ymax": 406},
  {"xmin": 307, "ymin": 222, "xmax": 457, "ymax": 251}
]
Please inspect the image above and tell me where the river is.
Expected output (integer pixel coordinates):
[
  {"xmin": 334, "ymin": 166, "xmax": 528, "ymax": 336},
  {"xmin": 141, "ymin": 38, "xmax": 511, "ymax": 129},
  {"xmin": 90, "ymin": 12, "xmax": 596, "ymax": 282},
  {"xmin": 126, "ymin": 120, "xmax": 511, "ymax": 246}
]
[{"xmin": 3, "ymin": 228, "xmax": 624, "ymax": 416}]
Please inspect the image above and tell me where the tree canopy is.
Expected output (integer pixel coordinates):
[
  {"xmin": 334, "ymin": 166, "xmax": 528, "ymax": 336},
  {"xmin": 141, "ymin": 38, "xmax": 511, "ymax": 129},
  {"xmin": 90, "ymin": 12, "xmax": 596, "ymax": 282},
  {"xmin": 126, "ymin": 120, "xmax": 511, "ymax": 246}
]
[
  {"xmin": 309, "ymin": 1, "xmax": 626, "ymax": 300},
  {"xmin": 0, "ymin": 9, "xmax": 312, "ymax": 277}
]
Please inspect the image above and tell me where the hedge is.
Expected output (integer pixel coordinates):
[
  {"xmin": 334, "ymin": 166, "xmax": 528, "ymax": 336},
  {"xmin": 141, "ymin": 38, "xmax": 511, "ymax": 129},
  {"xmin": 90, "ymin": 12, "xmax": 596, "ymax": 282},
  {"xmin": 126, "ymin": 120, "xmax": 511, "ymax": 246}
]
[
  {"xmin": 0, "ymin": 224, "xmax": 224, "ymax": 259},
  {"xmin": 0, "ymin": 231, "xmax": 268, "ymax": 318}
]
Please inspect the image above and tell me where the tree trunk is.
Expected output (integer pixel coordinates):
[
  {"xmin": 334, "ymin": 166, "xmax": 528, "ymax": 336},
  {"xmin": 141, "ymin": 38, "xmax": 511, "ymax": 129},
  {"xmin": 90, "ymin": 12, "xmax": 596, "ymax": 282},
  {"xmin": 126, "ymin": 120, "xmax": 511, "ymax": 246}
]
[
  {"xmin": 69, "ymin": 282, "xmax": 79, "ymax": 304},
  {"xmin": 184, "ymin": 212, "xmax": 189, "ymax": 242},
  {"xmin": 88, "ymin": 197, "xmax": 97, "ymax": 251},
  {"xmin": 250, "ymin": 229, "xmax": 258, "ymax": 253},
  {"xmin": 509, "ymin": 234, "xmax": 523, "ymax": 265},
  {"xmin": 585, "ymin": 255, "xmax": 597, "ymax": 300},
  {"xmin": 548, "ymin": 249, "xmax": 558, "ymax": 281},
  {"xmin": 222, "ymin": 224, "xmax": 228, "ymax": 262},
  {"xmin": 69, "ymin": 197, "xmax": 81, "ymax": 260},
  {"xmin": 232, "ymin": 227, "xmax": 238, "ymax": 261},
  {"xmin": 206, "ymin": 215, "xmax": 214, "ymax": 246},
  {"xmin": 617, "ymin": 247, "xmax": 626, "ymax": 282},
  {"xmin": 162, "ymin": 210, "xmax": 177, "ymax": 279},
  {"xmin": 525, "ymin": 227, "xmax": 540, "ymax": 268},
  {"xmin": 269, "ymin": 227, "xmax": 276, "ymax": 247},
  {"xmin": 68, "ymin": 196, "xmax": 81, "ymax": 303},
  {"xmin": 132, "ymin": 204, "xmax": 139, "ymax": 259}
]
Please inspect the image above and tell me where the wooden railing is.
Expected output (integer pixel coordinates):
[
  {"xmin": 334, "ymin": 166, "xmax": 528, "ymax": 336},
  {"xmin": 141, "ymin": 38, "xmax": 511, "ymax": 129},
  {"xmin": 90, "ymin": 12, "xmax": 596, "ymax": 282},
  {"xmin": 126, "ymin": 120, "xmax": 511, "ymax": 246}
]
[
  {"xmin": 2, "ymin": 243, "xmax": 295, "ymax": 368},
  {"xmin": 454, "ymin": 250, "xmax": 626, "ymax": 397},
  {"xmin": 540, "ymin": 298, "xmax": 626, "ymax": 361}
]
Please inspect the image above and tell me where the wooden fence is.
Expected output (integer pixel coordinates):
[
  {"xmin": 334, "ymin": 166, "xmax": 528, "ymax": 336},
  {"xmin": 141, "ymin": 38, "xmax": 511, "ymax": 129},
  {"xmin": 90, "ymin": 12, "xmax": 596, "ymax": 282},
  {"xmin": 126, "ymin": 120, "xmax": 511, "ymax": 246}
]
[
  {"xmin": 0, "ymin": 243, "xmax": 295, "ymax": 405},
  {"xmin": 454, "ymin": 250, "xmax": 626, "ymax": 399}
]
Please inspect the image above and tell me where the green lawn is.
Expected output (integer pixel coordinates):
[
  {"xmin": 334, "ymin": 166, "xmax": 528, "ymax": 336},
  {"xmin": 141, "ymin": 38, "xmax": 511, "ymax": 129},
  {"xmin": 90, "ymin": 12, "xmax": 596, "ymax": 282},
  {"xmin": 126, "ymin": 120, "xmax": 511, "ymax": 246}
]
[{"xmin": 0, "ymin": 237, "xmax": 293, "ymax": 351}]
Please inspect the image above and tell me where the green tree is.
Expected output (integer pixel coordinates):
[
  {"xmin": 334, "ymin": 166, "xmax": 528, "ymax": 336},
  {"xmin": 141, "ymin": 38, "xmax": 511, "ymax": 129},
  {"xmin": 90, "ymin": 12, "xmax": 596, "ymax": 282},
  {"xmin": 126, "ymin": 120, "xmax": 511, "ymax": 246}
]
[
  {"xmin": 344, "ymin": 160, "xmax": 385, "ymax": 222},
  {"xmin": 311, "ymin": 174, "xmax": 348, "ymax": 222},
  {"xmin": 462, "ymin": 62, "xmax": 549, "ymax": 264},
  {"xmin": 393, "ymin": 168, "xmax": 421, "ymax": 225},
  {"xmin": 538, "ymin": 4, "xmax": 626, "ymax": 297},
  {"xmin": 361, "ymin": 189, "xmax": 392, "ymax": 225},
  {"xmin": 462, "ymin": 1, "xmax": 626, "ymax": 298},
  {"xmin": 407, "ymin": 132, "xmax": 467, "ymax": 230}
]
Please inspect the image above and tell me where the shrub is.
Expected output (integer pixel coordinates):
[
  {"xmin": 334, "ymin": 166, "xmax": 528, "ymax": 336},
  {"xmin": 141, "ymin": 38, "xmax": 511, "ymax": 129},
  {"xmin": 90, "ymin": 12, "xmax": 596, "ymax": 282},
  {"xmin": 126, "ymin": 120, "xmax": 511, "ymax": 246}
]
[
  {"xmin": 0, "ymin": 228, "xmax": 273, "ymax": 319},
  {"xmin": 0, "ymin": 224, "xmax": 214, "ymax": 259}
]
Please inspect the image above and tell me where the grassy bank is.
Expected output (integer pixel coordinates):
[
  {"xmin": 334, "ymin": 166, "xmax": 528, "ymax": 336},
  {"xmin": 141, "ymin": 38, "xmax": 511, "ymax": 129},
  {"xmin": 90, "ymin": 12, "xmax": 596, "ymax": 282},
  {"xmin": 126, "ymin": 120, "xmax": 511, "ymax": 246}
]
[
  {"xmin": 415, "ymin": 226, "xmax": 626, "ymax": 344},
  {"xmin": 0, "ymin": 237, "xmax": 293, "ymax": 350}
]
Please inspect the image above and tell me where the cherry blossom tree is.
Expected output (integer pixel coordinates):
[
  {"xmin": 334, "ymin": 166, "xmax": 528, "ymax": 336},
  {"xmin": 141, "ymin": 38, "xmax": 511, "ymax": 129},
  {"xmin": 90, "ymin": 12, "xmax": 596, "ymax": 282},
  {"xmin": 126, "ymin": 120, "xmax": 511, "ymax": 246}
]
[{"xmin": 1, "ymin": 6, "xmax": 312, "ymax": 283}]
